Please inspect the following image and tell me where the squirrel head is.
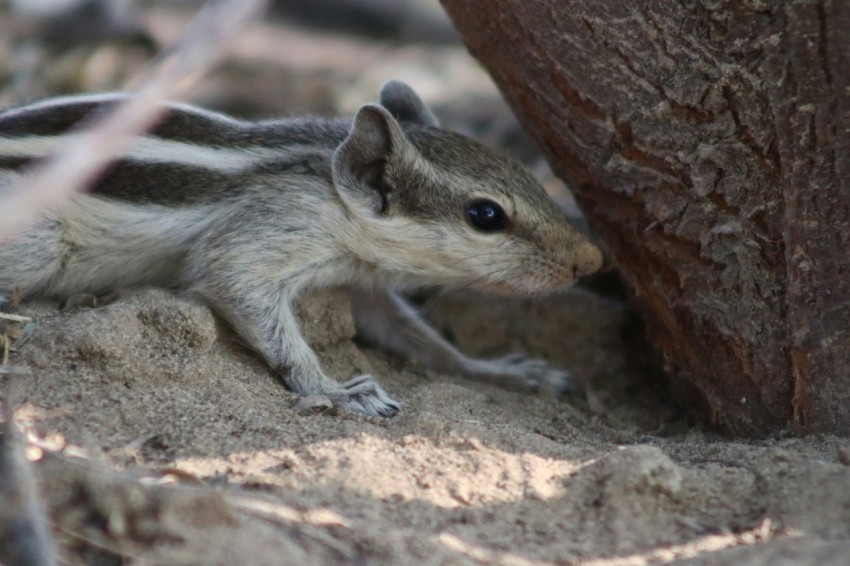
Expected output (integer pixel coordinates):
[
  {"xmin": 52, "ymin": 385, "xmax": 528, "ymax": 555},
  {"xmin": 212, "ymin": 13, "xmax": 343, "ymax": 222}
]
[{"xmin": 331, "ymin": 81, "xmax": 602, "ymax": 295}]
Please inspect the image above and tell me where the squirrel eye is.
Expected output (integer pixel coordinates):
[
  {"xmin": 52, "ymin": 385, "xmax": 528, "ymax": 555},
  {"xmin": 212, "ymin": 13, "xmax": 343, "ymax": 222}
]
[{"xmin": 465, "ymin": 199, "xmax": 509, "ymax": 232}]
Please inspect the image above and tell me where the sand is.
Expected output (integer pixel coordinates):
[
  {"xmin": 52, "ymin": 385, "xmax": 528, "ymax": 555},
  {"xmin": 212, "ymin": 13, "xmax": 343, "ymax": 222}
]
[{"xmin": 2, "ymin": 287, "xmax": 849, "ymax": 565}]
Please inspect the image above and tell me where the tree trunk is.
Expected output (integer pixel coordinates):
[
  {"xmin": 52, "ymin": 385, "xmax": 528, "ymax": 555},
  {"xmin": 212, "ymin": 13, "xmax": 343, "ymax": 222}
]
[{"xmin": 440, "ymin": 0, "xmax": 850, "ymax": 434}]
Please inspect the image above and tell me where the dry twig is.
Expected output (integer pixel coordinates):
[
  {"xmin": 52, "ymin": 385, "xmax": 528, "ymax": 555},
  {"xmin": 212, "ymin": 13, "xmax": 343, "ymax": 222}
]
[
  {"xmin": 0, "ymin": 2, "xmax": 269, "ymax": 563},
  {"xmin": 0, "ymin": 394, "xmax": 58, "ymax": 566},
  {"xmin": 0, "ymin": 0, "xmax": 268, "ymax": 243}
]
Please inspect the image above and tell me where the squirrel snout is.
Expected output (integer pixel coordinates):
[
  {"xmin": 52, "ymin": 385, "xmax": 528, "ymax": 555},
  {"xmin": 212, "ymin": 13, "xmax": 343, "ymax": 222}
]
[{"xmin": 572, "ymin": 240, "xmax": 604, "ymax": 278}]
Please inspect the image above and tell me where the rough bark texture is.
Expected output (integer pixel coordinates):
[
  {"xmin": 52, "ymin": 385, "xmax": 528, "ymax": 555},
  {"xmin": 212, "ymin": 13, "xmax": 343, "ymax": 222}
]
[{"xmin": 440, "ymin": 0, "xmax": 850, "ymax": 434}]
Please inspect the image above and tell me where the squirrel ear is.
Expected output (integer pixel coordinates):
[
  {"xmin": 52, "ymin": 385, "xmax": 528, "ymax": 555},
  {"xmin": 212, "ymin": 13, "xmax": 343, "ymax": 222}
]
[
  {"xmin": 379, "ymin": 80, "xmax": 439, "ymax": 127},
  {"xmin": 332, "ymin": 104, "xmax": 406, "ymax": 214}
]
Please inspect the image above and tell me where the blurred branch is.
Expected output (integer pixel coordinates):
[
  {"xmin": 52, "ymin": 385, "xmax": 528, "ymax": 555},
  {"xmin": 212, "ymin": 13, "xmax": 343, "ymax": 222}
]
[
  {"xmin": 0, "ymin": 0, "xmax": 268, "ymax": 243},
  {"xmin": 0, "ymin": 393, "xmax": 57, "ymax": 565},
  {"xmin": 0, "ymin": 3, "xmax": 267, "ymax": 562}
]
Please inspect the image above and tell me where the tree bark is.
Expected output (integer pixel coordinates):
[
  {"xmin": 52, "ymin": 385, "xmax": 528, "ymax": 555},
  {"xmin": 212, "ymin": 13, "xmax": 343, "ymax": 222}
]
[{"xmin": 440, "ymin": 0, "xmax": 850, "ymax": 434}]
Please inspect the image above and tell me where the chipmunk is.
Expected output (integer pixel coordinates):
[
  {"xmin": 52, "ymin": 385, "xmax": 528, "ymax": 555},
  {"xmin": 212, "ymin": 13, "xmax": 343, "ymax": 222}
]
[{"xmin": 0, "ymin": 81, "xmax": 603, "ymax": 417}]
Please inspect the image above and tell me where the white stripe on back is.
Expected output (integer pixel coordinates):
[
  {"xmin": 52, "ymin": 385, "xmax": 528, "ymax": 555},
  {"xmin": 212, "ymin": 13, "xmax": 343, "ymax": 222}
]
[
  {"xmin": 0, "ymin": 134, "xmax": 293, "ymax": 173},
  {"xmin": 1, "ymin": 93, "xmax": 240, "ymax": 124}
]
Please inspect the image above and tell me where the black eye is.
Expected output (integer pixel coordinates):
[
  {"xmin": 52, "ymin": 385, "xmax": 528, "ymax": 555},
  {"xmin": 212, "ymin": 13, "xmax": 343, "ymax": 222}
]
[{"xmin": 465, "ymin": 199, "xmax": 509, "ymax": 232}]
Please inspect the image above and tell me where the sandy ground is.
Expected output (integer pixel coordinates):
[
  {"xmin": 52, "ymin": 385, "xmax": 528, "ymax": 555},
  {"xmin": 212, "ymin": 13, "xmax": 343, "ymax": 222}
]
[
  {"xmin": 4, "ymin": 288, "xmax": 850, "ymax": 565},
  {"xmin": 1, "ymin": 3, "xmax": 850, "ymax": 564}
]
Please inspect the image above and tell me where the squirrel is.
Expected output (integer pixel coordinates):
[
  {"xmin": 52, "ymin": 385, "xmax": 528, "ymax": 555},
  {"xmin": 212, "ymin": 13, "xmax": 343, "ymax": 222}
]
[{"xmin": 0, "ymin": 81, "xmax": 603, "ymax": 417}]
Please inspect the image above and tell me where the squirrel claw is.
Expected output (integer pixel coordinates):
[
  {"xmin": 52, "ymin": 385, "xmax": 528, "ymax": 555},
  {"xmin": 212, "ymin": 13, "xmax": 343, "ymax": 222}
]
[
  {"xmin": 495, "ymin": 354, "xmax": 574, "ymax": 395},
  {"xmin": 328, "ymin": 375, "xmax": 402, "ymax": 418},
  {"xmin": 464, "ymin": 354, "xmax": 574, "ymax": 395}
]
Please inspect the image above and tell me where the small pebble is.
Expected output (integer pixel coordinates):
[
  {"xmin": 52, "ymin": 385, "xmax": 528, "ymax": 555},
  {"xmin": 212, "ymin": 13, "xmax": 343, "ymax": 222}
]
[{"xmin": 294, "ymin": 394, "xmax": 335, "ymax": 415}]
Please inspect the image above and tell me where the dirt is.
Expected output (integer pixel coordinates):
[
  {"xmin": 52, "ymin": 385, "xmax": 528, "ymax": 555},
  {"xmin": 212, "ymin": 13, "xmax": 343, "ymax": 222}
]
[
  {"xmin": 1, "ymin": 3, "xmax": 850, "ymax": 564},
  {"xmin": 1, "ymin": 287, "xmax": 848, "ymax": 565}
]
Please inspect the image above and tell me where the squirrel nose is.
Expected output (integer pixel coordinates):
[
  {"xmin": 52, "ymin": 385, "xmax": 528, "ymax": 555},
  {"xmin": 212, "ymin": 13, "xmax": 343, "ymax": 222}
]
[{"xmin": 572, "ymin": 240, "xmax": 604, "ymax": 278}]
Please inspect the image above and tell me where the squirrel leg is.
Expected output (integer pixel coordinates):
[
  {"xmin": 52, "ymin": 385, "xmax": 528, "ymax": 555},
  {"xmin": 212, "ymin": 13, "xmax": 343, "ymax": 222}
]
[
  {"xmin": 350, "ymin": 288, "xmax": 572, "ymax": 395},
  {"xmin": 195, "ymin": 282, "xmax": 401, "ymax": 418}
]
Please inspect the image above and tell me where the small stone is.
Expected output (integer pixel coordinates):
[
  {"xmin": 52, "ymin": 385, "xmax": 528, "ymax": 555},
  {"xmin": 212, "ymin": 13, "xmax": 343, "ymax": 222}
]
[
  {"xmin": 63, "ymin": 293, "xmax": 99, "ymax": 310},
  {"xmin": 294, "ymin": 395, "xmax": 335, "ymax": 415}
]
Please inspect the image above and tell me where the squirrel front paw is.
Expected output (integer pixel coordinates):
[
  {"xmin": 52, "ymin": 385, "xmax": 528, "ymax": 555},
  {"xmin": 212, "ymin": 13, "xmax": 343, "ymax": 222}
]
[{"xmin": 327, "ymin": 375, "xmax": 402, "ymax": 417}]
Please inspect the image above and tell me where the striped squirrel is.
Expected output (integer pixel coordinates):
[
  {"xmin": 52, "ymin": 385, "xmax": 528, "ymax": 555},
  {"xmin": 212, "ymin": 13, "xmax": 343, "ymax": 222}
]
[{"xmin": 0, "ymin": 81, "xmax": 603, "ymax": 417}]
